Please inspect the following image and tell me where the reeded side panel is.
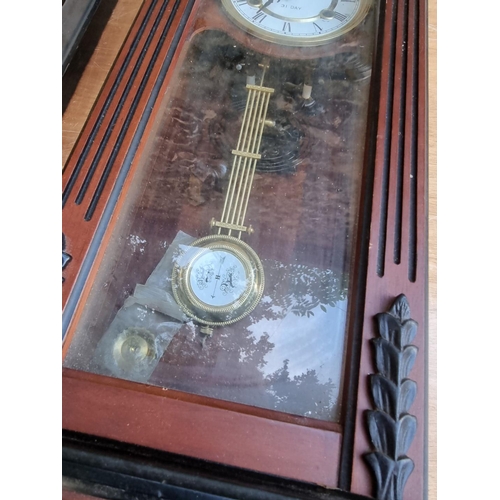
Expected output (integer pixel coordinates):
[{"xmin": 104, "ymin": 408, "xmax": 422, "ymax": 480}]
[
  {"xmin": 348, "ymin": 0, "xmax": 427, "ymax": 498},
  {"xmin": 62, "ymin": 0, "xmax": 196, "ymax": 307}
]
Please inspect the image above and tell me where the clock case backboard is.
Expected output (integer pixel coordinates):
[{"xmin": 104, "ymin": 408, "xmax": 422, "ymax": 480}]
[{"xmin": 62, "ymin": 0, "xmax": 428, "ymax": 499}]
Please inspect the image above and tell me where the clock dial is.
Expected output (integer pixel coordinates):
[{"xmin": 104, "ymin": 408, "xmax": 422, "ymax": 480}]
[
  {"xmin": 172, "ymin": 235, "xmax": 265, "ymax": 329},
  {"xmin": 189, "ymin": 249, "xmax": 248, "ymax": 307},
  {"xmin": 222, "ymin": 0, "xmax": 371, "ymax": 46}
]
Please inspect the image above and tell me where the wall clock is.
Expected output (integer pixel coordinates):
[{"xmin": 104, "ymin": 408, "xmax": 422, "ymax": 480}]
[{"xmin": 62, "ymin": 0, "xmax": 428, "ymax": 499}]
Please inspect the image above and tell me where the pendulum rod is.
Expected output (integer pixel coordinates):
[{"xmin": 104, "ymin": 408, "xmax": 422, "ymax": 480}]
[
  {"xmin": 226, "ymin": 89, "xmax": 263, "ymax": 229},
  {"xmin": 233, "ymin": 91, "xmax": 271, "ymax": 230},
  {"xmin": 220, "ymin": 89, "xmax": 257, "ymax": 226},
  {"xmin": 229, "ymin": 89, "xmax": 264, "ymax": 226},
  {"xmin": 214, "ymin": 67, "xmax": 274, "ymax": 239}
]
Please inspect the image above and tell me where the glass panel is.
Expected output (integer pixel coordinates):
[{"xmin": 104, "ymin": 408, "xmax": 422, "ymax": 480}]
[{"xmin": 64, "ymin": 0, "xmax": 377, "ymax": 423}]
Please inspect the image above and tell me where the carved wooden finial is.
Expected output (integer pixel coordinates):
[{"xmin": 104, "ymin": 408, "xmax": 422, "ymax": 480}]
[{"xmin": 364, "ymin": 294, "xmax": 419, "ymax": 500}]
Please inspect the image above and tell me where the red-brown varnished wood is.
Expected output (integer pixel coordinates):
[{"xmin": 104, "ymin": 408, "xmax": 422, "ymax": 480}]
[
  {"xmin": 349, "ymin": 0, "xmax": 428, "ymax": 498},
  {"xmin": 63, "ymin": 368, "xmax": 342, "ymax": 488},
  {"xmin": 63, "ymin": 0, "xmax": 199, "ymax": 350},
  {"xmin": 63, "ymin": 0, "xmax": 428, "ymax": 496},
  {"xmin": 62, "ymin": 490, "xmax": 103, "ymax": 500},
  {"xmin": 63, "ymin": 0, "xmax": 193, "ymax": 307},
  {"xmin": 63, "ymin": 0, "xmax": 154, "ymax": 303},
  {"xmin": 63, "ymin": 367, "xmax": 343, "ymax": 432}
]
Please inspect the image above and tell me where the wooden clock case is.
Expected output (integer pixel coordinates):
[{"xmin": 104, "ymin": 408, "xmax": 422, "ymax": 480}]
[{"xmin": 62, "ymin": 0, "xmax": 428, "ymax": 499}]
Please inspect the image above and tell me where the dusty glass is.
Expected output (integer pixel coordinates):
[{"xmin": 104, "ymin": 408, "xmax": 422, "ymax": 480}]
[{"xmin": 64, "ymin": 1, "xmax": 377, "ymax": 423}]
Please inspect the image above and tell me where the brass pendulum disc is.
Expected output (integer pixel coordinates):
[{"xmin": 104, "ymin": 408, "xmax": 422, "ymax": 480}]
[{"xmin": 112, "ymin": 327, "xmax": 157, "ymax": 371}]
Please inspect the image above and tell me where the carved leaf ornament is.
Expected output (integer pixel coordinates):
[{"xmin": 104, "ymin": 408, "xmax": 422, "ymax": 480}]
[{"xmin": 365, "ymin": 294, "xmax": 418, "ymax": 500}]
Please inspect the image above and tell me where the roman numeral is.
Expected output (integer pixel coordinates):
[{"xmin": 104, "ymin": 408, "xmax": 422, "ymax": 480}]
[
  {"xmin": 253, "ymin": 12, "xmax": 267, "ymax": 23},
  {"xmin": 333, "ymin": 12, "xmax": 348, "ymax": 22},
  {"xmin": 313, "ymin": 22, "xmax": 323, "ymax": 33},
  {"xmin": 282, "ymin": 21, "xmax": 291, "ymax": 32}
]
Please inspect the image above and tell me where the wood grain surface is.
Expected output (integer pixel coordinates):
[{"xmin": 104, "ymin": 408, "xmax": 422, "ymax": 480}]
[
  {"xmin": 428, "ymin": 0, "xmax": 437, "ymax": 497},
  {"xmin": 62, "ymin": 0, "xmax": 437, "ymax": 498},
  {"xmin": 62, "ymin": 0, "xmax": 145, "ymax": 167}
]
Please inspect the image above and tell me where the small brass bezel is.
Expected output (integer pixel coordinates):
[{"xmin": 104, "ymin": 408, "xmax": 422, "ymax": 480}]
[
  {"xmin": 172, "ymin": 234, "xmax": 265, "ymax": 327},
  {"xmin": 112, "ymin": 327, "xmax": 157, "ymax": 371}
]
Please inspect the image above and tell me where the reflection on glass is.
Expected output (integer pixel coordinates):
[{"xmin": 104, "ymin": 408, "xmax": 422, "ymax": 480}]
[{"xmin": 64, "ymin": 22, "xmax": 374, "ymax": 423}]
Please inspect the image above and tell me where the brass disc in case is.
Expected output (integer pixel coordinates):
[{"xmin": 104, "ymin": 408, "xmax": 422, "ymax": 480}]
[
  {"xmin": 112, "ymin": 327, "xmax": 157, "ymax": 372},
  {"xmin": 172, "ymin": 234, "xmax": 265, "ymax": 327}
]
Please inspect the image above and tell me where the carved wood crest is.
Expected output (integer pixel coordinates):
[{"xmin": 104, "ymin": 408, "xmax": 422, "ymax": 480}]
[{"xmin": 364, "ymin": 294, "xmax": 418, "ymax": 500}]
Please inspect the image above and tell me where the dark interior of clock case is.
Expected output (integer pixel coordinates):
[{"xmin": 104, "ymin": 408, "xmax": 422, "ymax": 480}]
[{"xmin": 64, "ymin": 28, "xmax": 374, "ymax": 423}]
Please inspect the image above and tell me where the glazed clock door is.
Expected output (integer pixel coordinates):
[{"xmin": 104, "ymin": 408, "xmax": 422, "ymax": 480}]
[
  {"xmin": 64, "ymin": 25, "xmax": 374, "ymax": 420},
  {"xmin": 62, "ymin": 0, "xmax": 427, "ymax": 498}
]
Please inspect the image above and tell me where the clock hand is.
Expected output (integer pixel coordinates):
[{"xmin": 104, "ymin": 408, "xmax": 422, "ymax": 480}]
[
  {"xmin": 321, "ymin": 1, "xmax": 344, "ymax": 20},
  {"xmin": 257, "ymin": 0, "xmax": 275, "ymax": 15}
]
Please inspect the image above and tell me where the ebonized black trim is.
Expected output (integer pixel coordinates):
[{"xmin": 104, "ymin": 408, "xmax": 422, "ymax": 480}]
[
  {"xmin": 63, "ymin": 431, "xmax": 371, "ymax": 500},
  {"xmin": 363, "ymin": 294, "xmax": 418, "ymax": 500},
  {"xmin": 376, "ymin": 0, "xmax": 398, "ymax": 278},
  {"xmin": 375, "ymin": 0, "xmax": 421, "ymax": 281},
  {"xmin": 337, "ymin": 0, "xmax": 386, "ymax": 491},
  {"xmin": 408, "ymin": 0, "xmax": 420, "ymax": 284},
  {"xmin": 393, "ymin": 0, "xmax": 410, "ymax": 266}
]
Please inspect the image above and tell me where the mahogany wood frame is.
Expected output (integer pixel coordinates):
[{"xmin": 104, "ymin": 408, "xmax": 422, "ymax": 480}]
[{"xmin": 62, "ymin": 0, "xmax": 428, "ymax": 498}]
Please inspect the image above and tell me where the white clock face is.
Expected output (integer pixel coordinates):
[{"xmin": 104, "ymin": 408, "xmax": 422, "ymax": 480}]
[
  {"xmin": 172, "ymin": 236, "xmax": 265, "ymax": 328},
  {"xmin": 222, "ymin": 0, "xmax": 370, "ymax": 46},
  {"xmin": 189, "ymin": 249, "xmax": 249, "ymax": 307}
]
